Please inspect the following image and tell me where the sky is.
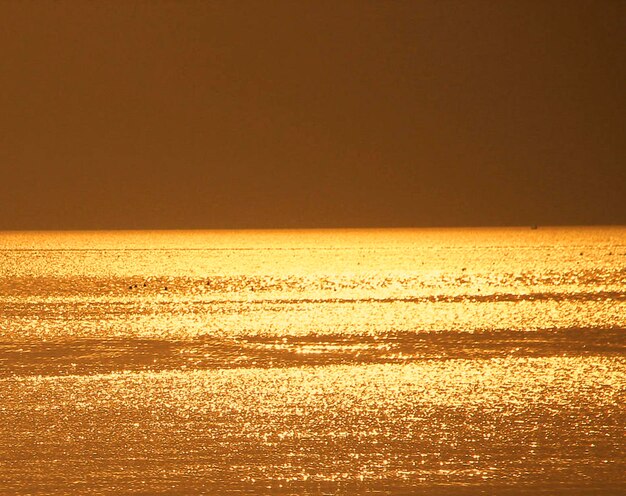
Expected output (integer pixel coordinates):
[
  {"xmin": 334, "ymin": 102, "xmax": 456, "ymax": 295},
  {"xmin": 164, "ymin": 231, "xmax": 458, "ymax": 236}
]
[{"xmin": 0, "ymin": 0, "xmax": 624, "ymax": 230}]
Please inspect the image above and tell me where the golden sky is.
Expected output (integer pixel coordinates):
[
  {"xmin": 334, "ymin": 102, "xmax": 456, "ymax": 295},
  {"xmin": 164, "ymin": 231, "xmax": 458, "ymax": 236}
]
[{"xmin": 0, "ymin": 0, "xmax": 624, "ymax": 229}]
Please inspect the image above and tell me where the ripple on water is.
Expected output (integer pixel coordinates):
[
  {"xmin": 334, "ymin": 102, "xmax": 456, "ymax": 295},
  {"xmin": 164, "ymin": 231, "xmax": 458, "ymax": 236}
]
[{"xmin": 1, "ymin": 357, "xmax": 625, "ymax": 492}]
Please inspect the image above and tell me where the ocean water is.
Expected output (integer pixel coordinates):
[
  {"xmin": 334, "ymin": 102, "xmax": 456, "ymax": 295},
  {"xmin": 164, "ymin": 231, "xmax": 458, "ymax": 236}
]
[{"xmin": 1, "ymin": 227, "xmax": 625, "ymax": 494}]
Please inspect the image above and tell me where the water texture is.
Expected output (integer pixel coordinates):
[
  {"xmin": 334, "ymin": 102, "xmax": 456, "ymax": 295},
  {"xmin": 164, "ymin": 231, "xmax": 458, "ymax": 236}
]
[{"xmin": 1, "ymin": 228, "xmax": 625, "ymax": 494}]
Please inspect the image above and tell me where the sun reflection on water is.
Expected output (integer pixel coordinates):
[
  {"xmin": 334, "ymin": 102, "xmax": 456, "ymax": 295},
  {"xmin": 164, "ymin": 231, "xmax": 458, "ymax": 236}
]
[{"xmin": 0, "ymin": 228, "xmax": 625, "ymax": 492}]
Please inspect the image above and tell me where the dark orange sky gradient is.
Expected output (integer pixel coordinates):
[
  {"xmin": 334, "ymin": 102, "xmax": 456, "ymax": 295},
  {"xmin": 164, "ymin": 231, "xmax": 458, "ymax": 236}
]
[{"xmin": 0, "ymin": 0, "xmax": 624, "ymax": 229}]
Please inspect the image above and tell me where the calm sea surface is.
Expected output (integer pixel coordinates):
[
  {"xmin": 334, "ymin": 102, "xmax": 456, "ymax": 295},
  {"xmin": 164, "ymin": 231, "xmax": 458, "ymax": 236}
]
[{"xmin": 1, "ymin": 228, "xmax": 625, "ymax": 494}]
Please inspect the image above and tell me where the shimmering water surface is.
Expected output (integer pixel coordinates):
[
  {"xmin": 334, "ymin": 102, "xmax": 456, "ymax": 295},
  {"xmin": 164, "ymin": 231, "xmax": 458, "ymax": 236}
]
[{"xmin": 1, "ymin": 228, "xmax": 625, "ymax": 494}]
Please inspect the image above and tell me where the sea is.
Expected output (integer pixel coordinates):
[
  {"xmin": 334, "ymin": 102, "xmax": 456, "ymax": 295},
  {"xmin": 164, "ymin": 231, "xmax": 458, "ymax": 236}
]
[{"xmin": 1, "ymin": 227, "xmax": 625, "ymax": 494}]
